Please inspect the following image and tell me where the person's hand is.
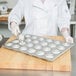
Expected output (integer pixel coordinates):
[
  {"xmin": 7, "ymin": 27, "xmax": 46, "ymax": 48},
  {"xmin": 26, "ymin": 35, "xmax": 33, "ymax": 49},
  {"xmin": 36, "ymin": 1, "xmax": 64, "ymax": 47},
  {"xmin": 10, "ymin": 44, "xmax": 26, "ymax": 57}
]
[
  {"xmin": 65, "ymin": 36, "xmax": 74, "ymax": 43},
  {"xmin": 10, "ymin": 22, "xmax": 21, "ymax": 36},
  {"xmin": 61, "ymin": 27, "xmax": 74, "ymax": 43}
]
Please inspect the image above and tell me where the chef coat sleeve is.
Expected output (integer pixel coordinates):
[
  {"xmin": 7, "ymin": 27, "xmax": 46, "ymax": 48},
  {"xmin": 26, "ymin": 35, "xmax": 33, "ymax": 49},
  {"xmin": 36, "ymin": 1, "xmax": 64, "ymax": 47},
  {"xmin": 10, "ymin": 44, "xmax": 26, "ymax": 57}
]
[
  {"xmin": 8, "ymin": 0, "xmax": 24, "ymax": 30},
  {"xmin": 57, "ymin": 0, "xmax": 71, "ymax": 31}
]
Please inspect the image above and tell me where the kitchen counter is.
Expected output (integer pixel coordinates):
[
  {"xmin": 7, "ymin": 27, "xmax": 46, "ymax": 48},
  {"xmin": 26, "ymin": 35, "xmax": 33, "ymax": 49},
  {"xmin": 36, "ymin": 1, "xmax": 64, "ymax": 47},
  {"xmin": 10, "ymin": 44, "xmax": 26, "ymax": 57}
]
[
  {"xmin": 0, "ymin": 14, "xmax": 8, "ymax": 22},
  {"xmin": 0, "ymin": 36, "xmax": 71, "ymax": 72},
  {"xmin": 0, "ymin": 9, "xmax": 10, "ymax": 22}
]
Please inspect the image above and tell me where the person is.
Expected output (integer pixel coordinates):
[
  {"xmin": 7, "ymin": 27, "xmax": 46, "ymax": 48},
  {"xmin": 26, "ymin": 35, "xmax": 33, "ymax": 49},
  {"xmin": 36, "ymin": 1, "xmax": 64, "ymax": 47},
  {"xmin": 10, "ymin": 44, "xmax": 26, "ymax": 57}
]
[{"xmin": 8, "ymin": 0, "xmax": 73, "ymax": 43}]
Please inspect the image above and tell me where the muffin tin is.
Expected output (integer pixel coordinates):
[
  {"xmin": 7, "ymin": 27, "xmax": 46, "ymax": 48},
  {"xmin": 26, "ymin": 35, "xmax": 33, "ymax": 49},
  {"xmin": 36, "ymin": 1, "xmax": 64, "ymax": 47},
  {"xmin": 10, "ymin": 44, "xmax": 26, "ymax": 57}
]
[{"xmin": 4, "ymin": 34, "xmax": 74, "ymax": 61}]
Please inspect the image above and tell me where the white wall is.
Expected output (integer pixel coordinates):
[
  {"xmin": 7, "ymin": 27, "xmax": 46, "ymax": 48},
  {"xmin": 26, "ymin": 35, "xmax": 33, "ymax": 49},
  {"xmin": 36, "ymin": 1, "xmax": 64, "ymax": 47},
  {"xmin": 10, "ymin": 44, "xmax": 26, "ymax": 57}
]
[
  {"xmin": 6, "ymin": 0, "xmax": 18, "ymax": 8},
  {"xmin": 5, "ymin": 0, "xmax": 76, "ymax": 14},
  {"xmin": 70, "ymin": 0, "xmax": 76, "ymax": 15}
]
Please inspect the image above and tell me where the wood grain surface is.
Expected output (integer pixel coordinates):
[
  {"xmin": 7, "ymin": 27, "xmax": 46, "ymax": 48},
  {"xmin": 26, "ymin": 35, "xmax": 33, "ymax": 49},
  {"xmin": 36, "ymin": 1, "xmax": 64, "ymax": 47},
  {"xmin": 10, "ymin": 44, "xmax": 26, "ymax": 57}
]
[{"xmin": 0, "ymin": 36, "xmax": 71, "ymax": 71}]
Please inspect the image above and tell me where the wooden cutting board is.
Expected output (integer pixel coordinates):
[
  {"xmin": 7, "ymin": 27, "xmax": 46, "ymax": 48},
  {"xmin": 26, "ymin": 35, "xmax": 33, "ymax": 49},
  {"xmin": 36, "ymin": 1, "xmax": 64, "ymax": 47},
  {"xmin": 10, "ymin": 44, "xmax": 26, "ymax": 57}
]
[{"xmin": 0, "ymin": 36, "xmax": 71, "ymax": 71}]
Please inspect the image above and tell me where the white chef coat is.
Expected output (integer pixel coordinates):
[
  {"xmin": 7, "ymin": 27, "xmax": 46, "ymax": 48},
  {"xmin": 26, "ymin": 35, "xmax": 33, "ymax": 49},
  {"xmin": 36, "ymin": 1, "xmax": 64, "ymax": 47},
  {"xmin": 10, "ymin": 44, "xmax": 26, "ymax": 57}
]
[{"xmin": 8, "ymin": 0, "xmax": 71, "ymax": 36}]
